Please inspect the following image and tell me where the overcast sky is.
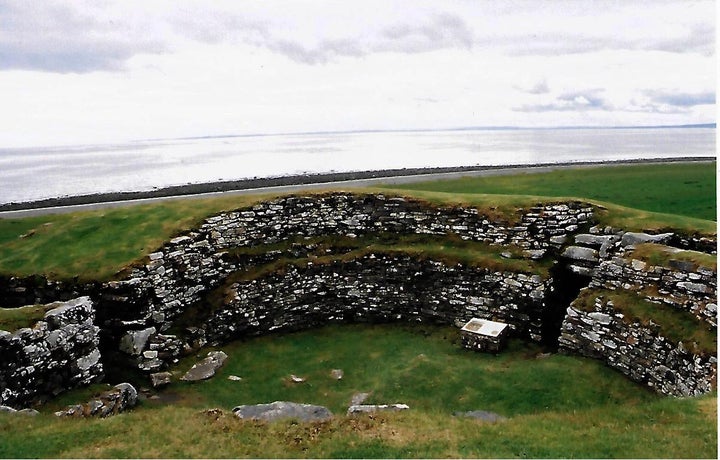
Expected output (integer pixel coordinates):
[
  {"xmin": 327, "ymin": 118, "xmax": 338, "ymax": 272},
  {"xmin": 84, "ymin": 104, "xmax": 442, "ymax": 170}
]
[{"xmin": 0, "ymin": 0, "xmax": 715, "ymax": 147}]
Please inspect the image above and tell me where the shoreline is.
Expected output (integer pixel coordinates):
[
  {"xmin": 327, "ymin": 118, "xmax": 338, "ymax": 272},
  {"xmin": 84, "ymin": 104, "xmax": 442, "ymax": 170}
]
[{"xmin": 0, "ymin": 156, "xmax": 714, "ymax": 213}]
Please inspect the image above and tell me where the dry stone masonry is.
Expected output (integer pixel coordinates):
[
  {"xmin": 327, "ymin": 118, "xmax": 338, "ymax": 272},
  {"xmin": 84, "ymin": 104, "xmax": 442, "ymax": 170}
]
[
  {"xmin": 0, "ymin": 192, "xmax": 716, "ymax": 407},
  {"xmin": 202, "ymin": 254, "xmax": 549, "ymax": 345},
  {"xmin": 559, "ymin": 293, "xmax": 716, "ymax": 397},
  {"xmin": 112, "ymin": 193, "xmax": 593, "ymax": 333},
  {"xmin": 0, "ymin": 297, "xmax": 103, "ymax": 408},
  {"xmin": 558, "ymin": 225, "xmax": 717, "ymax": 396}
]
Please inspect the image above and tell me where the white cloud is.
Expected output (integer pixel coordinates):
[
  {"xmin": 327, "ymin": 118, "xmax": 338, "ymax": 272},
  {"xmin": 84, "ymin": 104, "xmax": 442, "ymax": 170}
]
[{"xmin": 0, "ymin": 0, "xmax": 714, "ymax": 146}]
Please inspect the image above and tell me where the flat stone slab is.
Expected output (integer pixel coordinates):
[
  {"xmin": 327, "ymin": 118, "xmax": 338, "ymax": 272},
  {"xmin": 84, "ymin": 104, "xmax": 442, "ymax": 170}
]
[
  {"xmin": 562, "ymin": 246, "xmax": 599, "ymax": 263},
  {"xmin": 347, "ymin": 403, "xmax": 409, "ymax": 415},
  {"xmin": 620, "ymin": 232, "xmax": 674, "ymax": 247},
  {"xmin": 232, "ymin": 401, "xmax": 333, "ymax": 422},
  {"xmin": 181, "ymin": 351, "xmax": 228, "ymax": 381}
]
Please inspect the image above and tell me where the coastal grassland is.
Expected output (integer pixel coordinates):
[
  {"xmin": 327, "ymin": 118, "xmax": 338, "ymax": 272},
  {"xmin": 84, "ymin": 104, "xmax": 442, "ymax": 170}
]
[
  {"xmin": 1, "ymin": 324, "xmax": 716, "ymax": 458},
  {"xmin": 389, "ymin": 161, "xmax": 717, "ymax": 221},
  {"xmin": 0, "ymin": 162, "xmax": 714, "ymax": 282}
]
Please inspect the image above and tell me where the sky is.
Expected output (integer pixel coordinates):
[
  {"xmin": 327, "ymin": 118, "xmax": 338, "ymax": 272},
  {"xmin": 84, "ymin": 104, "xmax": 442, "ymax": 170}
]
[{"xmin": 0, "ymin": 0, "xmax": 715, "ymax": 147}]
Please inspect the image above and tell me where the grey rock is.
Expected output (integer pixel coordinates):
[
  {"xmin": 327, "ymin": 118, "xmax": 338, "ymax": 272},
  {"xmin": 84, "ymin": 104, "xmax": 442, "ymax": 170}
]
[
  {"xmin": 568, "ymin": 264, "xmax": 594, "ymax": 277},
  {"xmin": 669, "ymin": 259, "xmax": 696, "ymax": 271},
  {"xmin": 76, "ymin": 349, "xmax": 101, "ymax": 371},
  {"xmin": 330, "ymin": 369, "xmax": 344, "ymax": 380},
  {"xmin": 232, "ymin": 401, "xmax": 333, "ymax": 422},
  {"xmin": 549, "ymin": 235, "xmax": 568, "ymax": 245},
  {"xmin": 562, "ymin": 246, "xmax": 599, "ymax": 263},
  {"xmin": 523, "ymin": 249, "xmax": 546, "ymax": 260},
  {"xmin": 574, "ymin": 234, "xmax": 615, "ymax": 246},
  {"xmin": 181, "ymin": 351, "xmax": 228, "ymax": 381},
  {"xmin": 150, "ymin": 371, "xmax": 173, "ymax": 388},
  {"xmin": 347, "ymin": 403, "xmax": 409, "ymax": 415},
  {"xmin": 677, "ymin": 282, "xmax": 709, "ymax": 294},
  {"xmin": 44, "ymin": 297, "xmax": 93, "ymax": 328},
  {"xmin": 620, "ymin": 232, "xmax": 674, "ymax": 247},
  {"xmin": 55, "ymin": 383, "xmax": 137, "ymax": 418},
  {"xmin": 119, "ymin": 327, "xmax": 156, "ymax": 356},
  {"xmin": 588, "ymin": 312, "xmax": 613, "ymax": 325}
]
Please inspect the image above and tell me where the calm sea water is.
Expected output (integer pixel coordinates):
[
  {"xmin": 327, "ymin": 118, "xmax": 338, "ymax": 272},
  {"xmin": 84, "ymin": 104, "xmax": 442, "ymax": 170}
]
[{"xmin": 0, "ymin": 127, "xmax": 715, "ymax": 204}]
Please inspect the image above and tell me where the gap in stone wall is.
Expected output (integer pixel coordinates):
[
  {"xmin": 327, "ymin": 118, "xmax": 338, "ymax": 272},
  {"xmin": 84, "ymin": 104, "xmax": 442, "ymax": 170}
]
[{"xmin": 542, "ymin": 261, "xmax": 592, "ymax": 350}]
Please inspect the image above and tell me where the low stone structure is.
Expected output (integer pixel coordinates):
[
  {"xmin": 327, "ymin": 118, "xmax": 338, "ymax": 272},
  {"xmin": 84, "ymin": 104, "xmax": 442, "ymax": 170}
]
[
  {"xmin": 559, "ymin": 292, "xmax": 716, "ymax": 397},
  {"xmin": 0, "ymin": 297, "xmax": 103, "ymax": 408},
  {"xmin": 460, "ymin": 318, "xmax": 510, "ymax": 353},
  {"xmin": 109, "ymin": 193, "xmax": 594, "ymax": 336}
]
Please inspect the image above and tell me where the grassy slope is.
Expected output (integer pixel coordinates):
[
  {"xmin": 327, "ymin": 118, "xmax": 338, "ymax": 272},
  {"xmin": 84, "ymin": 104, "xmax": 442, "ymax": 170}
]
[
  {"xmin": 0, "ymin": 165, "xmax": 716, "ymax": 281},
  {"xmin": 390, "ymin": 162, "xmax": 717, "ymax": 221},
  {"xmin": 1, "ymin": 324, "xmax": 716, "ymax": 458}
]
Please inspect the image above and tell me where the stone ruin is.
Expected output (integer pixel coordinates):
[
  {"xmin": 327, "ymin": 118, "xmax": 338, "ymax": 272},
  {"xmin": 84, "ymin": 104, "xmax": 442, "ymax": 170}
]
[{"xmin": 0, "ymin": 192, "xmax": 716, "ymax": 409}]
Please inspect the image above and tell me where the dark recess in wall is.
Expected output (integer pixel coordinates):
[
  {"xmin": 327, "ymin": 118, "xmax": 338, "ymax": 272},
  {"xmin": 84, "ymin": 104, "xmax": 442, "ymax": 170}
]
[{"xmin": 542, "ymin": 261, "xmax": 592, "ymax": 350}]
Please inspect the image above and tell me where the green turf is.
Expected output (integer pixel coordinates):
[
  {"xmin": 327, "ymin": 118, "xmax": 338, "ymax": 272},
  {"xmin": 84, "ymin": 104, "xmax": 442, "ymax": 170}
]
[
  {"xmin": 391, "ymin": 162, "xmax": 717, "ymax": 221},
  {"xmin": 0, "ymin": 304, "xmax": 55, "ymax": 332},
  {"xmin": 0, "ymin": 163, "xmax": 715, "ymax": 281},
  {"xmin": 0, "ymin": 324, "xmax": 715, "ymax": 458}
]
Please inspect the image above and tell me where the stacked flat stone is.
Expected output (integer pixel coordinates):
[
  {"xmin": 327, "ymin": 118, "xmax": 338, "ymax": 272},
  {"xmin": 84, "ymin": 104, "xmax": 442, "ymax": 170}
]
[{"xmin": 0, "ymin": 297, "xmax": 103, "ymax": 408}]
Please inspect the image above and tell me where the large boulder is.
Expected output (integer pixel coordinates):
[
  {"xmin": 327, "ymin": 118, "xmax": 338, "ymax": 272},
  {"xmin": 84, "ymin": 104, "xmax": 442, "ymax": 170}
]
[
  {"xmin": 44, "ymin": 297, "xmax": 94, "ymax": 328},
  {"xmin": 232, "ymin": 401, "xmax": 333, "ymax": 422}
]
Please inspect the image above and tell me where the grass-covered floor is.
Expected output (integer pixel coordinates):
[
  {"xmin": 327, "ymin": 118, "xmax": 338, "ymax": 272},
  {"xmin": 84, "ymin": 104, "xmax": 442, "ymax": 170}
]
[{"xmin": 2, "ymin": 324, "xmax": 716, "ymax": 458}]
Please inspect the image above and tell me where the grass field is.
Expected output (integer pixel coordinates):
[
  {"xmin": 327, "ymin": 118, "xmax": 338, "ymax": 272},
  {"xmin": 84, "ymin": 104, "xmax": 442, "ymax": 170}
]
[
  {"xmin": 1, "ymin": 324, "xmax": 716, "ymax": 458},
  {"xmin": 390, "ymin": 162, "xmax": 717, "ymax": 221},
  {"xmin": 0, "ymin": 162, "xmax": 715, "ymax": 282}
]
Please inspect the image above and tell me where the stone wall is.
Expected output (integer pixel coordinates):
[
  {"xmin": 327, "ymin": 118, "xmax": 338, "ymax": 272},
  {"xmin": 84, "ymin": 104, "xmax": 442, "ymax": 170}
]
[
  {"xmin": 561, "ymin": 228, "xmax": 717, "ymax": 327},
  {"xmin": 202, "ymin": 253, "xmax": 548, "ymax": 345},
  {"xmin": 559, "ymin": 292, "xmax": 716, "ymax": 397},
  {"xmin": 0, "ymin": 192, "xmax": 716, "ymax": 401},
  {"xmin": 114, "ymin": 193, "xmax": 593, "ymax": 333},
  {"xmin": 0, "ymin": 297, "xmax": 103, "ymax": 408}
]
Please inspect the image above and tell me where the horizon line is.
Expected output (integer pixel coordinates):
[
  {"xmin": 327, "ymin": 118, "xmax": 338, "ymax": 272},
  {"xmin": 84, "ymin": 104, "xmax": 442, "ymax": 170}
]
[{"xmin": 146, "ymin": 122, "xmax": 716, "ymax": 143}]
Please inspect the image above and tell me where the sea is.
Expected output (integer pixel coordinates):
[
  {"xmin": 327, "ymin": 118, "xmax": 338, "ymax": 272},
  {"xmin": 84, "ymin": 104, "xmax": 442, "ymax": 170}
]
[{"xmin": 0, "ymin": 127, "xmax": 715, "ymax": 205}]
